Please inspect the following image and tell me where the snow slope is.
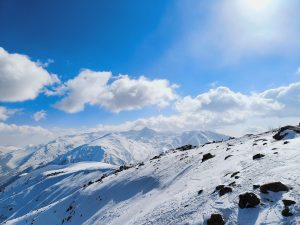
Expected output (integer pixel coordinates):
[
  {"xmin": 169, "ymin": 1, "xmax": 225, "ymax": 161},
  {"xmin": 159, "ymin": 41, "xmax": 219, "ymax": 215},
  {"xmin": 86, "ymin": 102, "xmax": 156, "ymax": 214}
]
[
  {"xmin": 0, "ymin": 127, "xmax": 299, "ymax": 224},
  {"xmin": 0, "ymin": 128, "xmax": 229, "ymax": 182}
]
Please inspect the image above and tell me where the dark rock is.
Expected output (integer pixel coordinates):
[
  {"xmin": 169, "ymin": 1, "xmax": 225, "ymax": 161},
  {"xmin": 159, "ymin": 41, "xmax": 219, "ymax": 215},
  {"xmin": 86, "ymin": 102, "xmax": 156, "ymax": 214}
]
[
  {"xmin": 198, "ymin": 190, "xmax": 203, "ymax": 195},
  {"xmin": 207, "ymin": 214, "xmax": 225, "ymax": 225},
  {"xmin": 176, "ymin": 145, "xmax": 196, "ymax": 151},
  {"xmin": 219, "ymin": 187, "xmax": 233, "ymax": 196},
  {"xmin": 215, "ymin": 185, "xmax": 225, "ymax": 191},
  {"xmin": 46, "ymin": 171, "xmax": 64, "ymax": 177},
  {"xmin": 253, "ymin": 185, "xmax": 260, "ymax": 189},
  {"xmin": 151, "ymin": 155, "xmax": 161, "ymax": 160},
  {"xmin": 239, "ymin": 192, "xmax": 260, "ymax": 208},
  {"xmin": 282, "ymin": 199, "xmax": 296, "ymax": 207},
  {"xmin": 283, "ymin": 141, "xmax": 289, "ymax": 144},
  {"xmin": 271, "ymin": 148, "xmax": 277, "ymax": 150},
  {"xmin": 235, "ymin": 176, "xmax": 239, "ymax": 179},
  {"xmin": 228, "ymin": 181, "xmax": 236, "ymax": 187},
  {"xmin": 273, "ymin": 125, "xmax": 300, "ymax": 140},
  {"xmin": 260, "ymin": 182, "xmax": 289, "ymax": 193},
  {"xmin": 282, "ymin": 207, "xmax": 293, "ymax": 217},
  {"xmin": 202, "ymin": 153, "xmax": 215, "ymax": 162},
  {"xmin": 231, "ymin": 171, "xmax": 240, "ymax": 178},
  {"xmin": 263, "ymin": 143, "xmax": 267, "ymax": 145},
  {"xmin": 253, "ymin": 154, "xmax": 265, "ymax": 160},
  {"xmin": 224, "ymin": 155, "xmax": 233, "ymax": 160}
]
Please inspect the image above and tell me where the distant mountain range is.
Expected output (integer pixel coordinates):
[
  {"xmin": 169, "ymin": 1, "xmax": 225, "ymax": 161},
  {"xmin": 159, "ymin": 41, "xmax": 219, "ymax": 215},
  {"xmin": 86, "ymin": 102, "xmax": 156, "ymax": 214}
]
[{"xmin": 0, "ymin": 127, "xmax": 230, "ymax": 187}]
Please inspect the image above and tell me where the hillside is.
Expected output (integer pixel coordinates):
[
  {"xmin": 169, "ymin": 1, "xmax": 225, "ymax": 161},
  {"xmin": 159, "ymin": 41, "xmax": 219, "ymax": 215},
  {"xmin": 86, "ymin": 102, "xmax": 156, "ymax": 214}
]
[
  {"xmin": 0, "ymin": 128, "xmax": 229, "ymax": 188},
  {"xmin": 0, "ymin": 126, "xmax": 299, "ymax": 224}
]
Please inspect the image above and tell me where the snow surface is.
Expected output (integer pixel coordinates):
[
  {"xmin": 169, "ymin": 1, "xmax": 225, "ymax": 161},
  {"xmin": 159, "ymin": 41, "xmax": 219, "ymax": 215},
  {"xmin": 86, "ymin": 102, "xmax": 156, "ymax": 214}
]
[
  {"xmin": 0, "ymin": 129, "xmax": 299, "ymax": 224},
  {"xmin": 0, "ymin": 128, "xmax": 229, "ymax": 189}
]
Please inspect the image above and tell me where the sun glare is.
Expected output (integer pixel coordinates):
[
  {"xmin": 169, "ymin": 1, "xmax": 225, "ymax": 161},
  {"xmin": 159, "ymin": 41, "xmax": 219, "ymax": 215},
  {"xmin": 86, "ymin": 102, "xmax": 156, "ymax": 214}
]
[{"xmin": 249, "ymin": 0, "xmax": 272, "ymax": 13}]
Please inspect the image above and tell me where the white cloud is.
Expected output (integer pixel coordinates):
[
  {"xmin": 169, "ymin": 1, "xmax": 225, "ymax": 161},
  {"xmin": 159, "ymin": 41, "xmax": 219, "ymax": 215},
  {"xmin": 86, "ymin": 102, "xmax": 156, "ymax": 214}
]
[
  {"xmin": 260, "ymin": 82, "xmax": 300, "ymax": 117},
  {"xmin": 33, "ymin": 110, "xmax": 47, "ymax": 122},
  {"xmin": 175, "ymin": 86, "xmax": 282, "ymax": 115},
  {"xmin": 54, "ymin": 69, "xmax": 177, "ymax": 113},
  {"xmin": 91, "ymin": 82, "xmax": 300, "ymax": 136},
  {"xmin": 0, "ymin": 106, "xmax": 19, "ymax": 121},
  {"xmin": 0, "ymin": 123, "xmax": 54, "ymax": 147},
  {"xmin": 0, "ymin": 107, "xmax": 10, "ymax": 121},
  {"xmin": 36, "ymin": 58, "xmax": 54, "ymax": 68},
  {"xmin": 296, "ymin": 67, "xmax": 300, "ymax": 74},
  {"xmin": 0, "ymin": 47, "xmax": 59, "ymax": 102}
]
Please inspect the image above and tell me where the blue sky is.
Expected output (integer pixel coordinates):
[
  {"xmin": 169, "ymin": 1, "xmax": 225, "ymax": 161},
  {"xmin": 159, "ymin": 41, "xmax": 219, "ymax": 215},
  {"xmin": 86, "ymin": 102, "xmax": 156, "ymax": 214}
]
[{"xmin": 1, "ymin": 0, "xmax": 300, "ymax": 146}]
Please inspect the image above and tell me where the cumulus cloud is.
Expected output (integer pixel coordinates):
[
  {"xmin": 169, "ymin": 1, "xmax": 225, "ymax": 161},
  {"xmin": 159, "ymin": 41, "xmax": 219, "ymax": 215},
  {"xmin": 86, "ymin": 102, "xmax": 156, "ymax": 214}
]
[
  {"xmin": 33, "ymin": 110, "xmax": 47, "ymax": 122},
  {"xmin": 0, "ymin": 47, "xmax": 59, "ymax": 102},
  {"xmin": 175, "ymin": 86, "xmax": 282, "ymax": 115},
  {"xmin": 90, "ymin": 81, "xmax": 300, "ymax": 136},
  {"xmin": 54, "ymin": 69, "xmax": 177, "ymax": 113},
  {"xmin": 0, "ymin": 123, "xmax": 54, "ymax": 147}
]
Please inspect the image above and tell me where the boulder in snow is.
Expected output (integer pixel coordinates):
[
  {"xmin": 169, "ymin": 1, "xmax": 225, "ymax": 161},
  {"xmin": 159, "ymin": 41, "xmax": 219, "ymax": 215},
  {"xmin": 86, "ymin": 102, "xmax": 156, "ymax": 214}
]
[
  {"xmin": 260, "ymin": 182, "xmax": 289, "ymax": 193},
  {"xmin": 239, "ymin": 192, "xmax": 260, "ymax": 208},
  {"xmin": 207, "ymin": 213, "xmax": 225, "ymax": 225}
]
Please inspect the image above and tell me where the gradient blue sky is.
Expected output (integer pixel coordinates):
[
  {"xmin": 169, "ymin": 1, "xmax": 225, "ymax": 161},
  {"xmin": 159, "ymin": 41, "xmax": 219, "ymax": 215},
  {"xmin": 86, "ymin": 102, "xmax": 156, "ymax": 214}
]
[{"xmin": 1, "ymin": 0, "xmax": 300, "ymax": 146}]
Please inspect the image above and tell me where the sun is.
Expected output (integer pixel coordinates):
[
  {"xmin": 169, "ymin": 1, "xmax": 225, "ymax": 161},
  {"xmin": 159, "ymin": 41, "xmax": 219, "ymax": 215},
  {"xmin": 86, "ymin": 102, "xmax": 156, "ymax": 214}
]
[
  {"xmin": 234, "ymin": 0, "xmax": 280, "ymax": 24},
  {"xmin": 249, "ymin": 0, "xmax": 273, "ymax": 13}
]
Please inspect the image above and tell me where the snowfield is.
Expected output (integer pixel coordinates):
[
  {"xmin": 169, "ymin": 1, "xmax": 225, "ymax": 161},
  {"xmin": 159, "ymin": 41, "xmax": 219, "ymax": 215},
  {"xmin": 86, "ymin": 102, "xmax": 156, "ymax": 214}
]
[{"xmin": 0, "ymin": 127, "xmax": 299, "ymax": 224}]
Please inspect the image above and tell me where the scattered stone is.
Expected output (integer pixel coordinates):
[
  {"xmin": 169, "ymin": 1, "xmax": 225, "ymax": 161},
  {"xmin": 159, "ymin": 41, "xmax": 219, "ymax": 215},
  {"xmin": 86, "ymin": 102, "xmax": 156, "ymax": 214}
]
[
  {"xmin": 239, "ymin": 192, "xmax": 260, "ymax": 208},
  {"xmin": 176, "ymin": 145, "xmax": 196, "ymax": 151},
  {"xmin": 228, "ymin": 181, "xmax": 236, "ymax": 187},
  {"xmin": 282, "ymin": 199, "xmax": 296, "ymax": 207},
  {"xmin": 215, "ymin": 185, "xmax": 225, "ymax": 191},
  {"xmin": 273, "ymin": 152, "xmax": 278, "ymax": 154},
  {"xmin": 253, "ymin": 154, "xmax": 265, "ymax": 160},
  {"xmin": 271, "ymin": 148, "xmax": 277, "ymax": 150},
  {"xmin": 235, "ymin": 176, "xmax": 239, "ymax": 179},
  {"xmin": 202, "ymin": 153, "xmax": 215, "ymax": 162},
  {"xmin": 151, "ymin": 155, "xmax": 161, "ymax": 160},
  {"xmin": 263, "ymin": 143, "xmax": 267, "ymax": 145},
  {"xmin": 224, "ymin": 155, "xmax": 233, "ymax": 160},
  {"xmin": 207, "ymin": 214, "xmax": 225, "ymax": 225},
  {"xmin": 46, "ymin": 171, "xmax": 64, "ymax": 177},
  {"xmin": 253, "ymin": 185, "xmax": 260, "ymax": 189},
  {"xmin": 260, "ymin": 182, "xmax": 289, "ymax": 193},
  {"xmin": 282, "ymin": 207, "xmax": 293, "ymax": 217},
  {"xmin": 198, "ymin": 190, "xmax": 203, "ymax": 195},
  {"xmin": 231, "ymin": 171, "xmax": 240, "ymax": 178},
  {"xmin": 253, "ymin": 143, "xmax": 258, "ymax": 146},
  {"xmin": 219, "ymin": 187, "xmax": 233, "ymax": 196},
  {"xmin": 283, "ymin": 141, "xmax": 289, "ymax": 145}
]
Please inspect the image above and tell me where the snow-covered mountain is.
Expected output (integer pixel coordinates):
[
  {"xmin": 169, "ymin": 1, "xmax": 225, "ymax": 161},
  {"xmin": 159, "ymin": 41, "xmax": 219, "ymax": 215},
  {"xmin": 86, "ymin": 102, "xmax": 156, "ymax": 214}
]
[
  {"xmin": 0, "ymin": 128, "xmax": 229, "ymax": 188},
  {"xmin": 0, "ymin": 126, "xmax": 299, "ymax": 224}
]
